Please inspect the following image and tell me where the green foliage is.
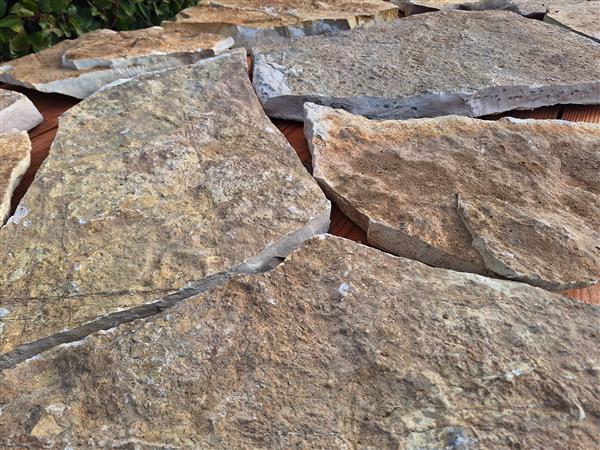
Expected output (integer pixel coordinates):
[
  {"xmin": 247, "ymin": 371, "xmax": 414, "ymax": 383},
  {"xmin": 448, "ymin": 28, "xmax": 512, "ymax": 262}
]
[{"xmin": 0, "ymin": 0, "xmax": 197, "ymax": 61}]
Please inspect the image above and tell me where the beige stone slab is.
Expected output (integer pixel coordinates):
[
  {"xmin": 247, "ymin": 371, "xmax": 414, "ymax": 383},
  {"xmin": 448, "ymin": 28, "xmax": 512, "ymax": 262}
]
[
  {"xmin": 0, "ymin": 89, "xmax": 42, "ymax": 133},
  {"xmin": 391, "ymin": 0, "xmax": 547, "ymax": 16},
  {"xmin": 304, "ymin": 104, "xmax": 600, "ymax": 289},
  {"xmin": 0, "ymin": 130, "xmax": 30, "ymax": 225},
  {"xmin": 0, "ymin": 235, "xmax": 598, "ymax": 448},
  {"xmin": 545, "ymin": 1, "xmax": 600, "ymax": 42},
  {"xmin": 0, "ymin": 50, "xmax": 330, "ymax": 357}
]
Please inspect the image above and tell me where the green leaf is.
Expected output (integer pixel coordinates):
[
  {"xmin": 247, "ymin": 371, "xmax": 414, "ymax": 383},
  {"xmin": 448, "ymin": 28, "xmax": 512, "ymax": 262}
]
[
  {"xmin": 0, "ymin": 15, "xmax": 23, "ymax": 33},
  {"xmin": 0, "ymin": 0, "xmax": 7, "ymax": 17}
]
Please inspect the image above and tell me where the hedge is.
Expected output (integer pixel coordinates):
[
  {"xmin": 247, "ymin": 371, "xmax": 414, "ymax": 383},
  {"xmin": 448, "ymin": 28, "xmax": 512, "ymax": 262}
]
[{"xmin": 0, "ymin": 0, "xmax": 197, "ymax": 61}]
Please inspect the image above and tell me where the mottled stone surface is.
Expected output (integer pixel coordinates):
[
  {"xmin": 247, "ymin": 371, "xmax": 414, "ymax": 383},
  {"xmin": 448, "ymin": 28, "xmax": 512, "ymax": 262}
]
[
  {"xmin": 162, "ymin": 0, "xmax": 398, "ymax": 50},
  {"xmin": 253, "ymin": 10, "xmax": 600, "ymax": 121},
  {"xmin": 391, "ymin": 0, "xmax": 546, "ymax": 16},
  {"xmin": 0, "ymin": 89, "xmax": 42, "ymax": 132},
  {"xmin": 305, "ymin": 104, "xmax": 600, "ymax": 289},
  {"xmin": 0, "ymin": 130, "xmax": 30, "ymax": 225},
  {"xmin": 545, "ymin": 1, "xmax": 600, "ymax": 42},
  {"xmin": 0, "ymin": 27, "xmax": 234, "ymax": 98},
  {"xmin": 0, "ymin": 235, "xmax": 599, "ymax": 448},
  {"xmin": 0, "ymin": 51, "xmax": 330, "ymax": 356}
]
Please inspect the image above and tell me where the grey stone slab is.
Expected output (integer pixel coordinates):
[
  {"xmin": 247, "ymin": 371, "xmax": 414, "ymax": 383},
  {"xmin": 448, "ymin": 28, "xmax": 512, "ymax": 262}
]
[{"xmin": 0, "ymin": 89, "xmax": 42, "ymax": 132}]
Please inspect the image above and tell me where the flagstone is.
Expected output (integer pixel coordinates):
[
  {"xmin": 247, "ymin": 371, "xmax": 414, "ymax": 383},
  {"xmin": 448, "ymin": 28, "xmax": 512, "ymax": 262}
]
[
  {"xmin": 391, "ymin": 0, "xmax": 546, "ymax": 16},
  {"xmin": 544, "ymin": 1, "xmax": 600, "ymax": 43},
  {"xmin": 0, "ymin": 130, "xmax": 30, "ymax": 225},
  {"xmin": 0, "ymin": 89, "xmax": 42, "ymax": 133}
]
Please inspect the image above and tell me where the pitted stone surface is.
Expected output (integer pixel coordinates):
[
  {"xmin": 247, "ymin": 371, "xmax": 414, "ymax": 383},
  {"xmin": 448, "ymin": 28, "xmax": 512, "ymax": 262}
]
[
  {"xmin": 391, "ymin": 0, "xmax": 546, "ymax": 16},
  {"xmin": 0, "ymin": 89, "xmax": 42, "ymax": 132},
  {"xmin": 162, "ymin": 0, "xmax": 398, "ymax": 50},
  {"xmin": 0, "ymin": 26, "xmax": 234, "ymax": 98},
  {"xmin": 0, "ymin": 235, "xmax": 598, "ymax": 448},
  {"xmin": 545, "ymin": 1, "xmax": 600, "ymax": 43},
  {"xmin": 253, "ymin": 10, "xmax": 600, "ymax": 120},
  {"xmin": 305, "ymin": 104, "xmax": 600, "ymax": 289},
  {"xmin": 0, "ymin": 130, "xmax": 30, "ymax": 225},
  {"xmin": 0, "ymin": 51, "xmax": 330, "ymax": 355}
]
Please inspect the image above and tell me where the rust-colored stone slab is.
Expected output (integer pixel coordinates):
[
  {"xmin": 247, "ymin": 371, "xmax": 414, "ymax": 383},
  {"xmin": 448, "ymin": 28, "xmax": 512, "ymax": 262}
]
[
  {"xmin": 0, "ymin": 89, "xmax": 42, "ymax": 132},
  {"xmin": 0, "ymin": 130, "xmax": 30, "ymax": 225}
]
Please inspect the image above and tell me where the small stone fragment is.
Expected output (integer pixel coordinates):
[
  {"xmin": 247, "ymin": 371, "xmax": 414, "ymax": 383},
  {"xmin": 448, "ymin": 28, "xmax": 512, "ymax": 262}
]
[
  {"xmin": 0, "ymin": 26, "xmax": 234, "ymax": 98},
  {"xmin": 0, "ymin": 235, "xmax": 598, "ymax": 448},
  {"xmin": 0, "ymin": 50, "xmax": 330, "ymax": 356},
  {"xmin": 162, "ymin": 0, "xmax": 399, "ymax": 50},
  {"xmin": 544, "ymin": 1, "xmax": 600, "ymax": 43},
  {"xmin": 391, "ymin": 0, "xmax": 546, "ymax": 16},
  {"xmin": 0, "ymin": 130, "xmax": 30, "ymax": 225},
  {"xmin": 0, "ymin": 89, "xmax": 42, "ymax": 132},
  {"xmin": 304, "ymin": 104, "xmax": 600, "ymax": 289},
  {"xmin": 253, "ymin": 10, "xmax": 600, "ymax": 120}
]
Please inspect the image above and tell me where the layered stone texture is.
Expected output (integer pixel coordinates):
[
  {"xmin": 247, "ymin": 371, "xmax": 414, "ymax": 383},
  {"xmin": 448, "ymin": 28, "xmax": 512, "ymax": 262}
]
[
  {"xmin": 162, "ymin": 0, "xmax": 399, "ymax": 50},
  {"xmin": 391, "ymin": 0, "xmax": 546, "ymax": 16},
  {"xmin": 305, "ymin": 104, "xmax": 600, "ymax": 290},
  {"xmin": 545, "ymin": 1, "xmax": 600, "ymax": 43},
  {"xmin": 253, "ymin": 10, "xmax": 600, "ymax": 121},
  {"xmin": 0, "ymin": 130, "xmax": 31, "ymax": 225},
  {"xmin": 0, "ymin": 235, "xmax": 599, "ymax": 448},
  {"xmin": 0, "ymin": 51, "xmax": 330, "ymax": 357},
  {"xmin": 0, "ymin": 89, "xmax": 42, "ymax": 133},
  {"xmin": 0, "ymin": 26, "xmax": 234, "ymax": 98}
]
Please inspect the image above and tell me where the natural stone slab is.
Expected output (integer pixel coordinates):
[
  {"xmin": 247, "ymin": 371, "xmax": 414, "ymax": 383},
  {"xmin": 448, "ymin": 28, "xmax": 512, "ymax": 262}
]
[
  {"xmin": 0, "ymin": 50, "xmax": 330, "ymax": 356},
  {"xmin": 305, "ymin": 104, "xmax": 600, "ymax": 289},
  {"xmin": 0, "ymin": 89, "xmax": 42, "ymax": 132},
  {"xmin": 254, "ymin": 10, "xmax": 600, "ymax": 121},
  {"xmin": 391, "ymin": 0, "xmax": 546, "ymax": 16},
  {"xmin": 0, "ymin": 130, "xmax": 30, "ymax": 225},
  {"xmin": 545, "ymin": 1, "xmax": 600, "ymax": 43},
  {"xmin": 0, "ymin": 26, "xmax": 234, "ymax": 98},
  {"xmin": 162, "ymin": 0, "xmax": 398, "ymax": 50},
  {"xmin": 1, "ymin": 235, "xmax": 599, "ymax": 448}
]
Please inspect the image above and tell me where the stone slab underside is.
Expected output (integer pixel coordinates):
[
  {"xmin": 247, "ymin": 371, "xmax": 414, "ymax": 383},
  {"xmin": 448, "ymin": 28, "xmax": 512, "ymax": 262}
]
[
  {"xmin": 544, "ymin": 1, "xmax": 600, "ymax": 43},
  {"xmin": 0, "ymin": 130, "xmax": 31, "ymax": 225},
  {"xmin": 0, "ymin": 235, "xmax": 598, "ymax": 448},
  {"xmin": 390, "ymin": 0, "xmax": 546, "ymax": 16},
  {"xmin": 0, "ymin": 27, "xmax": 234, "ymax": 98},
  {"xmin": 305, "ymin": 104, "xmax": 600, "ymax": 290},
  {"xmin": 0, "ymin": 89, "xmax": 43, "ymax": 133},
  {"xmin": 253, "ymin": 10, "xmax": 600, "ymax": 121},
  {"xmin": 0, "ymin": 50, "xmax": 330, "ymax": 357},
  {"xmin": 162, "ymin": 0, "xmax": 399, "ymax": 50}
]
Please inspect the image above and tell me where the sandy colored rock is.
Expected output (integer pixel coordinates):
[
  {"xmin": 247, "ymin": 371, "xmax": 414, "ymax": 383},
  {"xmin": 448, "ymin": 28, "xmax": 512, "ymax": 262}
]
[
  {"xmin": 391, "ymin": 0, "xmax": 546, "ymax": 16},
  {"xmin": 545, "ymin": 1, "xmax": 600, "ymax": 43},
  {"xmin": 0, "ymin": 50, "xmax": 330, "ymax": 357},
  {"xmin": 0, "ymin": 89, "xmax": 42, "ymax": 132},
  {"xmin": 0, "ymin": 26, "xmax": 234, "ymax": 98},
  {"xmin": 162, "ymin": 0, "xmax": 399, "ymax": 50},
  {"xmin": 0, "ymin": 235, "xmax": 599, "ymax": 448},
  {"xmin": 304, "ymin": 104, "xmax": 600, "ymax": 289},
  {"xmin": 0, "ymin": 130, "xmax": 30, "ymax": 225},
  {"xmin": 253, "ymin": 10, "xmax": 600, "ymax": 121}
]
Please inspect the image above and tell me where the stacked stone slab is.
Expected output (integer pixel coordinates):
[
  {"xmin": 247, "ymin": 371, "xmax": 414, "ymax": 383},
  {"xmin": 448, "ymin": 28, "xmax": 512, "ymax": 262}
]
[
  {"xmin": 305, "ymin": 103, "xmax": 600, "ymax": 290},
  {"xmin": 391, "ymin": 0, "xmax": 547, "ymax": 16},
  {"xmin": 0, "ymin": 50, "xmax": 330, "ymax": 361},
  {"xmin": 0, "ymin": 26, "xmax": 234, "ymax": 98},
  {"xmin": 0, "ymin": 130, "xmax": 31, "ymax": 225},
  {"xmin": 253, "ymin": 10, "xmax": 600, "ymax": 121},
  {"xmin": 162, "ymin": 0, "xmax": 399, "ymax": 50},
  {"xmin": 0, "ymin": 89, "xmax": 42, "ymax": 133},
  {"xmin": 545, "ymin": 0, "xmax": 600, "ymax": 43}
]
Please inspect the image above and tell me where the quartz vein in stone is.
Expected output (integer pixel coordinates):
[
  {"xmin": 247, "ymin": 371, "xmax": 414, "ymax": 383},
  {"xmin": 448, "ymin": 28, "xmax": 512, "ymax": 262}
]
[
  {"xmin": 0, "ymin": 89, "xmax": 42, "ymax": 132},
  {"xmin": 0, "ymin": 235, "xmax": 598, "ymax": 448},
  {"xmin": 0, "ymin": 50, "xmax": 330, "ymax": 357},
  {"xmin": 254, "ymin": 10, "xmax": 600, "ymax": 121},
  {"xmin": 305, "ymin": 103, "xmax": 600, "ymax": 289},
  {"xmin": 0, "ymin": 130, "xmax": 31, "ymax": 225}
]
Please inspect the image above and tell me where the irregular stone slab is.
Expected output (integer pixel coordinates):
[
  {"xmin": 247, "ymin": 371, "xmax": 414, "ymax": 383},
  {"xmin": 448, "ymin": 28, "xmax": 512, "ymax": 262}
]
[
  {"xmin": 0, "ymin": 27, "xmax": 234, "ymax": 98},
  {"xmin": 1, "ymin": 235, "xmax": 599, "ymax": 448},
  {"xmin": 0, "ymin": 130, "xmax": 30, "ymax": 225},
  {"xmin": 162, "ymin": 0, "xmax": 399, "ymax": 50},
  {"xmin": 545, "ymin": 1, "xmax": 600, "ymax": 43},
  {"xmin": 391, "ymin": 0, "xmax": 546, "ymax": 16},
  {"xmin": 0, "ymin": 89, "xmax": 42, "ymax": 132},
  {"xmin": 254, "ymin": 10, "xmax": 600, "ymax": 121},
  {"xmin": 304, "ymin": 104, "xmax": 600, "ymax": 289},
  {"xmin": 0, "ymin": 50, "xmax": 330, "ymax": 356}
]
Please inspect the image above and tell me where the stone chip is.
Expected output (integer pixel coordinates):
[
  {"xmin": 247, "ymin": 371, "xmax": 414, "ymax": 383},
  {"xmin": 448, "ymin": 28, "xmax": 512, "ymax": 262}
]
[
  {"xmin": 0, "ymin": 89, "xmax": 42, "ymax": 132},
  {"xmin": 0, "ymin": 130, "xmax": 31, "ymax": 225}
]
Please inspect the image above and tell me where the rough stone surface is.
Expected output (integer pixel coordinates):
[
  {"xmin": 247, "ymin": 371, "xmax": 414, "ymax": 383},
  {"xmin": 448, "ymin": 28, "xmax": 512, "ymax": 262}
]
[
  {"xmin": 0, "ymin": 130, "xmax": 30, "ymax": 225},
  {"xmin": 545, "ymin": 1, "xmax": 600, "ymax": 43},
  {"xmin": 162, "ymin": 0, "xmax": 398, "ymax": 50},
  {"xmin": 0, "ymin": 89, "xmax": 42, "ymax": 132},
  {"xmin": 305, "ymin": 104, "xmax": 600, "ymax": 290},
  {"xmin": 0, "ymin": 26, "xmax": 234, "ymax": 98},
  {"xmin": 391, "ymin": 0, "xmax": 546, "ymax": 16},
  {"xmin": 0, "ymin": 235, "xmax": 599, "ymax": 448},
  {"xmin": 253, "ymin": 10, "xmax": 600, "ymax": 121},
  {"xmin": 0, "ymin": 50, "xmax": 330, "ymax": 357}
]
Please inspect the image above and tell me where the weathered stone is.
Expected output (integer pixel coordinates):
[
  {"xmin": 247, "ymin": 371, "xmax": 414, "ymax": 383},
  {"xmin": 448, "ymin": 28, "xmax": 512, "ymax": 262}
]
[
  {"xmin": 0, "ymin": 89, "xmax": 42, "ymax": 132},
  {"xmin": 545, "ymin": 1, "xmax": 600, "ymax": 43},
  {"xmin": 391, "ymin": 0, "xmax": 546, "ymax": 16},
  {"xmin": 253, "ymin": 10, "xmax": 600, "ymax": 121},
  {"xmin": 0, "ymin": 50, "xmax": 330, "ymax": 358},
  {"xmin": 0, "ymin": 130, "xmax": 30, "ymax": 225},
  {"xmin": 162, "ymin": 0, "xmax": 398, "ymax": 50},
  {"xmin": 305, "ymin": 104, "xmax": 600, "ymax": 289},
  {"xmin": 0, "ymin": 26, "xmax": 234, "ymax": 98},
  {"xmin": 1, "ymin": 234, "xmax": 599, "ymax": 448}
]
